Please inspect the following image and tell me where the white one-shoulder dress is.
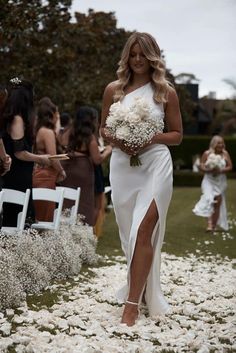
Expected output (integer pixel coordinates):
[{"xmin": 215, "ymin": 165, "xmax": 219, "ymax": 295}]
[
  {"xmin": 193, "ymin": 157, "xmax": 228, "ymax": 230},
  {"xmin": 109, "ymin": 83, "xmax": 173, "ymax": 316}
]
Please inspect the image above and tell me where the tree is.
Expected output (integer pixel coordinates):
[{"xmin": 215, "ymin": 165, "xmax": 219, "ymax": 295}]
[
  {"xmin": 173, "ymin": 73, "xmax": 199, "ymax": 131},
  {"xmin": 0, "ymin": 1, "xmax": 130, "ymax": 113},
  {"xmin": 222, "ymin": 78, "xmax": 236, "ymax": 99},
  {"xmin": 175, "ymin": 73, "xmax": 200, "ymax": 84},
  {"xmin": 1, "ymin": 1, "xmax": 198, "ymax": 128},
  {"xmin": 67, "ymin": 9, "xmax": 130, "ymax": 110}
]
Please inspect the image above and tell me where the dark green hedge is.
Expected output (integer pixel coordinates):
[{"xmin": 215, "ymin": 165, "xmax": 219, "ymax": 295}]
[
  {"xmin": 173, "ymin": 171, "xmax": 203, "ymax": 187},
  {"xmin": 173, "ymin": 170, "xmax": 236, "ymax": 187},
  {"xmin": 169, "ymin": 136, "xmax": 236, "ymax": 171},
  {"xmin": 102, "ymin": 136, "xmax": 236, "ymax": 187}
]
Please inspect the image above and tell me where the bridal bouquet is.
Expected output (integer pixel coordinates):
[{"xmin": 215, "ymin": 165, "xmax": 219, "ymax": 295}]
[
  {"xmin": 205, "ymin": 153, "xmax": 225, "ymax": 171},
  {"xmin": 105, "ymin": 97, "xmax": 164, "ymax": 166}
]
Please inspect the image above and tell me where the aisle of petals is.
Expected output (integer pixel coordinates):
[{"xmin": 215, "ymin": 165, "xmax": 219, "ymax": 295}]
[{"xmin": 0, "ymin": 253, "xmax": 235, "ymax": 353}]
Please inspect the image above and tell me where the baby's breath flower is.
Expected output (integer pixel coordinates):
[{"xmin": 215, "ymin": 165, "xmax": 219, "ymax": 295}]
[{"xmin": 0, "ymin": 213, "xmax": 98, "ymax": 311}]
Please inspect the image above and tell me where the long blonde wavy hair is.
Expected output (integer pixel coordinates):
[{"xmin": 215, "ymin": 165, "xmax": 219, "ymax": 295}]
[
  {"xmin": 209, "ymin": 135, "xmax": 225, "ymax": 152},
  {"xmin": 114, "ymin": 32, "xmax": 171, "ymax": 104}
]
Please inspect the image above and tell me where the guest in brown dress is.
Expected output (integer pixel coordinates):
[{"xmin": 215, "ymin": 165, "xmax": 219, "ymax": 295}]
[
  {"xmin": 58, "ymin": 106, "xmax": 111, "ymax": 226},
  {"xmin": 33, "ymin": 98, "xmax": 66, "ymax": 222}
]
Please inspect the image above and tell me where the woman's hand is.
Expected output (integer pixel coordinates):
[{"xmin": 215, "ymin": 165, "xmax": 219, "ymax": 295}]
[
  {"xmin": 211, "ymin": 167, "xmax": 221, "ymax": 177},
  {"xmin": 101, "ymin": 145, "xmax": 112, "ymax": 159},
  {"xmin": 56, "ymin": 170, "xmax": 66, "ymax": 182},
  {"xmin": 141, "ymin": 134, "xmax": 160, "ymax": 152},
  {"xmin": 103, "ymin": 129, "xmax": 135, "ymax": 155},
  {"xmin": 0, "ymin": 155, "xmax": 12, "ymax": 176},
  {"xmin": 37, "ymin": 155, "xmax": 51, "ymax": 167},
  {"xmin": 117, "ymin": 141, "xmax": 137, "ymax": 155},
  {"xmin": 130, "ymin": 133, "xmax": 162, "ymax": 155},
  {"xmin": 3, "ymin": 155, "xmax": 12, "ymax": 172}
]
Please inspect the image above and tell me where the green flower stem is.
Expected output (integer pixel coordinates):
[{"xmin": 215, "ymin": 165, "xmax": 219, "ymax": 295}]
[{"xmin": 130, "ymin": 155, "xmax": 142, "ymax": 167}]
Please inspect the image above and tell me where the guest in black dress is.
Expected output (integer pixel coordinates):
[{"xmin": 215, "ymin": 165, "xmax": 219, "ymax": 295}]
[{"xmin": 1, "ymin": 78, "xmax": 50, "ymax": 227}]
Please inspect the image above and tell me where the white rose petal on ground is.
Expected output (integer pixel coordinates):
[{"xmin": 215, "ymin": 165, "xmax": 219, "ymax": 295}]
[{"xmin": 0, "ymin": 253, "xmax": 235, "ymax": 352}]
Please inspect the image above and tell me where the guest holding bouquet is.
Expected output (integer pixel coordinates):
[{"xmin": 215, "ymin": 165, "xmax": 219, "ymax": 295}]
[
  {"xmin": 193, "ymin": 135, "xmax": 232, "ymax": 232},
  {"xmin": 101, "ymin": 32, "xmax": 182, "ymax": 326}
]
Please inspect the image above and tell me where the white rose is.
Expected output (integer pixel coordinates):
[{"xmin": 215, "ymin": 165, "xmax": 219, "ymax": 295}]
[
  {"xmin": 116, "ymin": 125, "xmax": 131, "ymax": 140},
  {"xmin": 127, "ymin": 112, "xmax": 141, "ymax": 124},
  {"xmin": 106, "ymin": 115, "xmax": 118, "ymax": 128},
  {"xmin": 132, "ymin": 97, "xmax": 150, "ymax": 119}
]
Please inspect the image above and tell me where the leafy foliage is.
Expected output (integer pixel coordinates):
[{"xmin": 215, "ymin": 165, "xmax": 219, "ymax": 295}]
[
  {"xmin": 0, "ymin": 1, "xmax": 130, "ymax": 112},
  {"xmin": 1, "ymin": 1, "xmax": 202, "ymax": 129}
]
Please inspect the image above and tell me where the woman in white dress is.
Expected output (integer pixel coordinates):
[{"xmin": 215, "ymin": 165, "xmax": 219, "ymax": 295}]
[
  {"xmin": 193, "ymin": 135, "xmax": 232, "ymax": 231},
  {"xmin": 101, "ymin": 32, "xmax": 182, "ymax": 326}
]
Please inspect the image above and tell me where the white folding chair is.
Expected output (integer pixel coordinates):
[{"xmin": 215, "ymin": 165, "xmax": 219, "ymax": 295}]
[
  {"xmin": 56, "ymin": 186, "xmax": 81, "ymax": 225},
  {"xmin": 0, "ymin": 188, "xmax": 31, "ymax": 234},
  {"xmin": 31, "ymin": 187, "xmax": 65, "ymax": 232},
  {"xmin": 0, "ymin": 190, "xmax": 4, "ymax": 203},
  {"xmin": 104, "ymin": 186, "xmax": 111, "ymax": 194}
]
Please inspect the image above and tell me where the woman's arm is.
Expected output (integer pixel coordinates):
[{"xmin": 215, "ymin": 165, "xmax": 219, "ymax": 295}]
[
  {"xmin": 101, "ymin": 82, "xmax": 134, "ymax": 155},
  {"xmin": 199, "ymin": 151, "xmax": 210, "ymax": 172},
  {"xmin": 0, "ymin": 139, "xmax": 12, "ymax": 175},
  {"xmin": 152, "ymin": 87, "xmax": 183, "ymax": 146},
  {"xmin": 37, "ymin": 128, "xmax": 66, "ymax": 180},
  {"xmin": 37, "ymin": 128, "xmax": 64, "ymax": 172},
  {"xmin": 10, "ymin": 115, "xmax": 50, "ymax": 166},
  {"xmin": 101, "ymin": 82, "xmax": 116, "ymax": 140},
  {"xmin": 89, "ymin": 135, "xmax": 112, "ymax": 165},
  {"xmin": 221, "ymin": 150, "xmax": 233, "ymax": 173}
]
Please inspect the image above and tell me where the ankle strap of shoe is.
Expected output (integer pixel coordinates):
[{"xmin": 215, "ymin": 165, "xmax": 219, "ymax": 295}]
[{"xmin": 126, "ymin": 300, "xmax": 139, "ymax": 305}]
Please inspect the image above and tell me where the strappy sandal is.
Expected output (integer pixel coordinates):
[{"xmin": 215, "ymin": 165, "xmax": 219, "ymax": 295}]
[{"xmin": 121, "ymin": 300, "xmax": 140, "ymax": 326}]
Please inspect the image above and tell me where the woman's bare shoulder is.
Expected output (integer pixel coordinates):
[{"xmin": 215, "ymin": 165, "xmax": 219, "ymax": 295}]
[
  {"xmin": 166, "ymin": 86, "xmax": 178, "ymax": 101},
  {"xmin": 12, "ymin": 115, "xmax": 23, "ymax": 124},
  {"xmin": 37, "ymin": 127, "xmax": 55, "ymax": 138},
  {"xmin": 104, "ymin": 80, "xmax": 119, "ymax": 96},
  {"xmin": 202, "ymin": 150, "xmax": 211, "ymax": 158},
  {"xmin": 223, "ymin": 149, "xmax": 230, "ymax": 158}
]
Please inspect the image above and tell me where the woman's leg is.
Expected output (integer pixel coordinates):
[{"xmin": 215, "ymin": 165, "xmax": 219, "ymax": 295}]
[
  {"xmin": 206, "ymin": 217, "xmax": 213, "ymax": 231},
  {"xmin": 94, "ymin": 192, "xmax": 103, "ymax": 224},
  {"xmin": 212, "ymin": 194, "xmax": 222, "ymax": 229},
  {"xmin": 94, "ymin": 192, "xmax": 106, "ymax": 237},
  {"xmin": 121, "ymin": 200, "xmax": 158, "ymax": 326}
]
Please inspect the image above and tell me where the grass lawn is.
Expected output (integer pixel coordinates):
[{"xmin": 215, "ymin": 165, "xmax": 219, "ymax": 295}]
[
  {"xmin": 2, "ymin": 181, "xmax": 235, "ymax": 353},
  {"xmin": 97, "ymin": 179, "xmax": 236, "ymax": 259}
]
